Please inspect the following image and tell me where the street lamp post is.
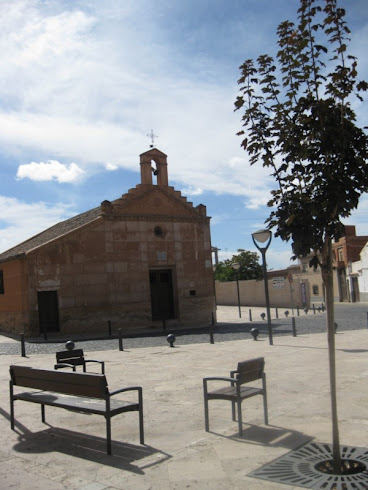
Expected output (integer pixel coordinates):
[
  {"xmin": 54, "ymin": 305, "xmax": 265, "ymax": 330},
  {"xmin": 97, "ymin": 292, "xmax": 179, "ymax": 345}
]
[
  {"xmin": 232, "ymin": 262, "xmax": 241, "ymax": 318},
  {"xmin": 252, "ymin": 229, "xmax": 273, "ymax": 345}
]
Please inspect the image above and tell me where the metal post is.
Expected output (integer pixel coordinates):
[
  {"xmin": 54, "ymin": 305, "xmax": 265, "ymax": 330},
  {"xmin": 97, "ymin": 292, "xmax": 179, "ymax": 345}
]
[
  {"xmin": 236, "ymin": 274, "xmax": 241, "ymax": 318},
  {"xmin": 292, "ymin": 317, "xmax": 297, "ymax": 337},
  {"xmin": 261, "ymin": 249, "xmax": 273, "ymax": 345},
  {"xmin": 20, "ymin": 333, "xmax": 26, "ymax": 357},
  {"xmin": 209, "ymin": 323, "xmax": 214, "ymax": 344},
  {"xmin": 118, "ymin": 328, "xmax": 124, "ymax": 351},
  {"xmin": 313, "ymin": 304, "xmax": 316, "ymax": 314},
  {"xmin": 297, "ymin": 306, "xmax": 300, "ymax": 316},
  {"xmin": 249, "ymin": 308, "xmax": 252, "ymax": 321},
  {"xmin": 209, "ymin": 312, "xmax": 215, "ymax": 344},
  {"xmin": 275, "ymin": 307, "xmax": 278, "ymax": 319}
]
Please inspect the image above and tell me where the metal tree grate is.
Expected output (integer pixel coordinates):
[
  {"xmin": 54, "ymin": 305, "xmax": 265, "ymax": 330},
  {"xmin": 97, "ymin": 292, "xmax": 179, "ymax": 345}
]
[{"xmin": 248, "ymin": 442, "xmax": 368, "ymax": 489}]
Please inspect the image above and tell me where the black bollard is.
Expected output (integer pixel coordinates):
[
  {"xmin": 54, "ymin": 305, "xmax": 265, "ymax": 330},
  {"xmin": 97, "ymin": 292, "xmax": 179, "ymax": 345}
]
[
  {"xmin": 108, "ymin": 320, "xmax": 112, "ymax": 336},
  {"xmin": 20, "ymin": 333, "xmax": 26, "ymax": 357},
  {"xmin": 275, "ymin": 307, "xmax": 278, "ymax": 319},
  {"xmin": 249, "ymin": 309, "xmax": 252, "ymax": 321},
  {"xmin": 118, "ymin": 328, "xmax": 124, "ymax": 351},
  {"xmin": 297, "ymin": 306, "xmax": 300, "ymax": 316},
  {"xmin": 313, "ymin": 304, "xmax": 316, "ymax": 314},
  {"xmin": 167, "ymin": 333, "xmax": 176, "ymax": 347},
  {"xmin": 292, "ymin": 317, "xmax": 297, "ymax": 337},
  {"xmin": 209, "ymin": 313, "xmax": 215, "ymax": 344},
  {"xmin": 209, "ymin": 323, "xmax": 214, "ymax": 344}
]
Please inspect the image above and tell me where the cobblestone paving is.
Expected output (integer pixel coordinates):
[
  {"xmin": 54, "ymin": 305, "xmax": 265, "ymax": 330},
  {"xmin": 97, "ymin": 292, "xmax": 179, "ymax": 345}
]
[{"xmin": 1, "ymin": 303, "xmax": 367, "ymax": 356}]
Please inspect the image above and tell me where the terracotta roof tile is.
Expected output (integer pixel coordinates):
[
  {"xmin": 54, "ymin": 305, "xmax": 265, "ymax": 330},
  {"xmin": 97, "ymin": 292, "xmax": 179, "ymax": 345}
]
[{"xmin": 0, "ymin": 206, "xmax": 100, "ymax": 263}]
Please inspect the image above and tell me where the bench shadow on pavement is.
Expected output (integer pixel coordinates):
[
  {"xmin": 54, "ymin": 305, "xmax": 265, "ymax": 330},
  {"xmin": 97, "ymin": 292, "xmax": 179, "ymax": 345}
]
[
  {"xmin": 210, "ymin": 423, "xmax": 313, "ymax": 451},
  {"xmin": 12, "ymin": 426, "xmax": 171, "ymax": 473}
]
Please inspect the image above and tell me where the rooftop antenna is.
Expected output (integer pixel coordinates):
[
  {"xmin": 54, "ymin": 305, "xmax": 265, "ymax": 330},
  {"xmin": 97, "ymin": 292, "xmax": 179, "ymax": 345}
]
[{"xmin": 147, "ymin": 129, "xmax": 158, "ymax": 148}]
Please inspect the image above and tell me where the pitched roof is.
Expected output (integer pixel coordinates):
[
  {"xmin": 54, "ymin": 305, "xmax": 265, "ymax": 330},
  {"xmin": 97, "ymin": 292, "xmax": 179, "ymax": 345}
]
[{"xmin": 0, "ymin": 207, "xmax": 101, "ymax": 263}]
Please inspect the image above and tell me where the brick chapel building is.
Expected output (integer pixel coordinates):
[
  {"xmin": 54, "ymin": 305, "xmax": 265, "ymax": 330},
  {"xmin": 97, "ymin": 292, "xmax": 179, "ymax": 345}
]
[{"xmin": 0, "ymin": 148, "xmax": 215, "ymax": 337}]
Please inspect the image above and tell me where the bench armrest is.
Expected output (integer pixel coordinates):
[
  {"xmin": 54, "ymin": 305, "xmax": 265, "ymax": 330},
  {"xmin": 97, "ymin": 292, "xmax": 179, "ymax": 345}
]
[
  {"xmin": 109, "ymin": 386, "xmax": 142, "ymax": 397},
  {"xmin": 54, "ymin": 363, "xmax": 76, "ymax": 371},
  {"xmin": 203, "ymin": 376, "xmax": 235, "ymax": 383},
  {"xmin": 84, "ymin": 359, "xmax": 104, "ymax": 365}
]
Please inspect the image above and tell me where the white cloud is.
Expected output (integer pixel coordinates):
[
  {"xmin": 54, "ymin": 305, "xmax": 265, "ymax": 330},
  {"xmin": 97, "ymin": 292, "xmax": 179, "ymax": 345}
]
[
  {"xmin": 0, "ymin": 1, "xmax": 275, "ymax": 209},
  {"xmin": 181, "ymin": 186, "xmax": 203, "ymax": 196},
  {"xmin": 16, "ymin": 160, "xmax": 85, "ymax": 183},
  {"xmin": 0, "ymin": 196, "xmax": 74, "ymax": 253},
  {"xmin": 105, "ymin": 162, "xmax": 119, "ymax": 171}
]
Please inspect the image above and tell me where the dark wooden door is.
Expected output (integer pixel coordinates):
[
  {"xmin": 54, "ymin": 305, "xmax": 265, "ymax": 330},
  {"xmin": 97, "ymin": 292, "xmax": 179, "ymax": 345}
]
[
  {"xmin": 38, "ymin": 291, "xmax": 59, "ymax": 334},
  {"xmin": 351, "ymin": 277, "xmax": 360, "ymax": 302},
  {"xmin": 149, "ymin": 269, "xmax": 175, "ymax": 320}
]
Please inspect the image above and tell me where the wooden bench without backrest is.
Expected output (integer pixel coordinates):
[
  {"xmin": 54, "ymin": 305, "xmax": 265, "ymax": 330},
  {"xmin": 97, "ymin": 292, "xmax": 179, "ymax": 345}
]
[
  {"xmin": 55, "ymin": 349, "xmax": 105, "ymax": 374},
  {"xmin": 9, "ymin": 365, "xmax": 144, "ymax": 455},
  {"xmin": 203, "ymin": 357, "xmax": 268, "ymax": 436}
]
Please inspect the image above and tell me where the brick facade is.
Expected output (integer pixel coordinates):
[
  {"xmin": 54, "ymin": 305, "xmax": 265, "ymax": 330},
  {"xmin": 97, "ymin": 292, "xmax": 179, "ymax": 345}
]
[{"xmin": 0, "ymin": 149, "xmax": 215, "ymax": 337}]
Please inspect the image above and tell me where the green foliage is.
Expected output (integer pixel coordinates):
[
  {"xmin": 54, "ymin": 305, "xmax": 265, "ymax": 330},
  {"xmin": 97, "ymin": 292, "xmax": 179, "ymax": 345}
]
[
  {"xmin": 235, "ymin": 0, "xmax": 367, "ymax": 472},
  {"xmin": 214, "ymin": 249, "xmax": 263, "ymax": 282},
  {"xmin": 235, "ymin": 0, "xmax": 368, "ymax": 263}
]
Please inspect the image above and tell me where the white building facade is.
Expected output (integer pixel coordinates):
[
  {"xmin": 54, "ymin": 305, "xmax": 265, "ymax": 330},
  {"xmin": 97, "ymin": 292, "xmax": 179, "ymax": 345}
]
[{"xmin": 351, "ymin": 242, "xmax": 368, "ymax": 302}]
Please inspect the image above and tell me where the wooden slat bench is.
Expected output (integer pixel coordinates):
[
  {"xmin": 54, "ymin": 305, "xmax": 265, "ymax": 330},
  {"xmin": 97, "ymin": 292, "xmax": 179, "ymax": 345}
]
[
  {"xmin": 9, "ymin": 365, "xmax": 144, "ymax": 455},
  {"xmin": 203, "ymin": 357, "xmax": 268, "ymax": 436},
  {"xmin": 55, "ymin": 349, "xmax": 105, "ymax": 374}
]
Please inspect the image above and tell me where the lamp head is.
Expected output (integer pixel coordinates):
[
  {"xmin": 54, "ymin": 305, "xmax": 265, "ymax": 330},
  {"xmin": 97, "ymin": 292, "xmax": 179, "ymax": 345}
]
[
  {"xmin": 232, "ymin": 262, "xmax": 240, "ymax": 271},
  {"xmin": 252, "ymin": 229, "xmax": 272, "ymax": 251}
]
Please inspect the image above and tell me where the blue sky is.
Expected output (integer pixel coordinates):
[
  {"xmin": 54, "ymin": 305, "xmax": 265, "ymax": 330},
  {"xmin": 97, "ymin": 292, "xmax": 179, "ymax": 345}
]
[{"xmin": 1, "ymin": 0, "xmax": 367, "ymax": 270}]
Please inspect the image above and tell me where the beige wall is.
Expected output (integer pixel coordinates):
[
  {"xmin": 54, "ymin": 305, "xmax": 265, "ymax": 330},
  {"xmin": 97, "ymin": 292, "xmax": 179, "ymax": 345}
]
[{"xmin": 215, "ymin": 276, "xmax": 312, "ymax": 309}]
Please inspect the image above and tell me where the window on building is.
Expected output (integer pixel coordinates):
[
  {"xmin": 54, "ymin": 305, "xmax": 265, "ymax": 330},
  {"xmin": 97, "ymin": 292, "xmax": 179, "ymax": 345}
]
[
  {"xmin": 0, "ymin": 271, "xmax": 4, "ymax": 294},
  {"xmin": 337, "ymin": 248, "xmax": 344, "ymax": 262},
  {"xmin": 312, "ymin": 285, "xmax": 319, "ymax": 295}
]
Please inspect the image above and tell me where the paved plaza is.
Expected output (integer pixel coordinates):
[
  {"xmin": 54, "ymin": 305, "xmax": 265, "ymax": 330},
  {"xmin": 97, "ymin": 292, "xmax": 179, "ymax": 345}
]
[{"xmin": 0, "ymin": 304, "xmax": 367, "ymax": 489}]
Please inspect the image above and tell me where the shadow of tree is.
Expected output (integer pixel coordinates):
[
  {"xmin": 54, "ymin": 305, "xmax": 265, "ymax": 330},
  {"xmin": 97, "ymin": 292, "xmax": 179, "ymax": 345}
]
[{"xmin": 210, "ymin": 423, "xmax": 313, "ymax": 451}]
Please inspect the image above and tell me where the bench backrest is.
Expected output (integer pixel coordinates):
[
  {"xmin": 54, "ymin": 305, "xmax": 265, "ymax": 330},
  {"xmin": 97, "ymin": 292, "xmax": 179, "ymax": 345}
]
[
  {"xmin": 10, "ymin": 365, "xmax": 108, "ymax": 398},
  {"xmin": 56, "ymin": 349, "xmax": 85, "ymax": 367},
  {"xmin": 235, "ymin": 357, "xmax": 265, "ymax": 384}
]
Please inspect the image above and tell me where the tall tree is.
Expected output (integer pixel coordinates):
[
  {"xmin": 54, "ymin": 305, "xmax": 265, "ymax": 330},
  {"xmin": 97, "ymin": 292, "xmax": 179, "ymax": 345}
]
[
  {"xmin": 235, "ymin": 0, "xmax": 367, "ymax": 473},
  {"xmin": 214, "ymin": 249, "xmax": 263, "ymax": 282}
]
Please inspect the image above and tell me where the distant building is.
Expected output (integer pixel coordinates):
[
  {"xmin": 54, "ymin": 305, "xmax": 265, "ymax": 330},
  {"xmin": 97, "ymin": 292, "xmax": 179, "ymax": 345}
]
[
  {"xmin": 297, "ymin": 225, "xmax": 368, "ymax": 303},
  {"xmin": 0, "ymin": 148, "xmax": 215, "ymax": 336},
  {"xmin": 351, "ymin": 241, "xmax": 368, "ymax": 302},
  {"xmin": 215, "ymin": 225, "xmax": 368, "ymax": 308}
]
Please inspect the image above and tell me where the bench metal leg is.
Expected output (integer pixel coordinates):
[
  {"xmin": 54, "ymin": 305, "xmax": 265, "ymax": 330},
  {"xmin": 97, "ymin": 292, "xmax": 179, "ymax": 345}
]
[
  {"xmin": 41, "ymin": 404, "xmax": 46, "ymax": 423},
  {"xmin": 231, "ymin": 400, "xmax": 236, "ymax": 421},
  {"xmin": 138, "ymin": 389, "xmax": 144, "ymax": 444},
  {"xmin": 262, "ymin": 374, "xmax": 268, "ymax": 425},
  {"xmin": 106, "ymin": 414, "xmax": 112, "ymax": 455},
  {"xmin": 237, "ymin": 400, "xmax": 243, "ymax": 436},
  {"xmin": 9, "ymin": 381, "xmax": 14, "ymax": 430},
  {"xmin": 203, "ymin": 380, "xmax": 210, "ymax": 431}
]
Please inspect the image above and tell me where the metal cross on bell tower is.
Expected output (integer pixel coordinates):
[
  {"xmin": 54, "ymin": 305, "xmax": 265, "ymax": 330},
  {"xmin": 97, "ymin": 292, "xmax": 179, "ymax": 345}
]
[{"xmin": 147, "ymin": 129, "xmax": 158, "ymax": 148}]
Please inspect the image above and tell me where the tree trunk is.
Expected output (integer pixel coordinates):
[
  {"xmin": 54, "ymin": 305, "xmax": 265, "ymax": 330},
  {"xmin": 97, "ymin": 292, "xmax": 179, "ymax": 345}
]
[{"xmin": 323, "ymin": 236, "xmax": 342, "ymax": 473}]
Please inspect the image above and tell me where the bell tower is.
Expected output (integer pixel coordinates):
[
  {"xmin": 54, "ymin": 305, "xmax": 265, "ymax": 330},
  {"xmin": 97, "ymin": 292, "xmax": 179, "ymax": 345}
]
[{"xmin": 140, "ymin": 148, "xmax": 168, "ymax": 186}]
